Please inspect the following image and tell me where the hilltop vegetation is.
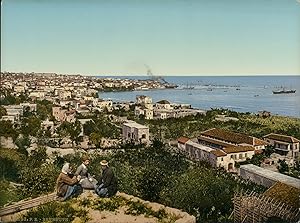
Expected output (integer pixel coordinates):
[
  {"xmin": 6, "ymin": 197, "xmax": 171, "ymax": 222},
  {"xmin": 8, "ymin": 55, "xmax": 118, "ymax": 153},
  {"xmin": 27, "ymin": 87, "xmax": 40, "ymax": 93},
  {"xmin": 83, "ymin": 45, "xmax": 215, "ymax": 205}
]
[
  {"xmin": 138, "ymin": 109, "xmax": 300, "ymax": 140},
  {"xmin": 0, "ymin": 140, "xmax": 266, "ymax": 222}
]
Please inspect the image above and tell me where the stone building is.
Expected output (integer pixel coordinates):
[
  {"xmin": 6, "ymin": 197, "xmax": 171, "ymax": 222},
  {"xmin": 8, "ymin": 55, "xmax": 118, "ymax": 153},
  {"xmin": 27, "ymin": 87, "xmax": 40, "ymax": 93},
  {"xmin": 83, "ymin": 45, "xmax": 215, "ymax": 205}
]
[{"xmin": 122, "ymin": 121, "xmax": 149, "ymax": 144}]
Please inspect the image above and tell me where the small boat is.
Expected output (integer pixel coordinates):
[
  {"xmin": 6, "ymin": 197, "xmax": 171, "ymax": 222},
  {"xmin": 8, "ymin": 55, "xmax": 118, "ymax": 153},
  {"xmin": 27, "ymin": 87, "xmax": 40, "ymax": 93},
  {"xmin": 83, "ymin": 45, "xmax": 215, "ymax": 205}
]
[
  {"xmin": 254, "ymin": 95, "xmax": 259, "ymax": 97},
  {"xmin": 272, "ymin": 89, "xmax": 296, "ymax": 94},
  {"xmin": 183, "ymin": 86, "xmax": 195, "ymax": 90},
  {"xmin": 183, "ymin": 83, "xmax": 194, "ymax": 90},
  {"xmin": 207, "ymin": 88, "xmax": 213, "ymax": 91},
  {"xmin": 236, "ymin": 88, "xmax": 240, "ymax": 90}
]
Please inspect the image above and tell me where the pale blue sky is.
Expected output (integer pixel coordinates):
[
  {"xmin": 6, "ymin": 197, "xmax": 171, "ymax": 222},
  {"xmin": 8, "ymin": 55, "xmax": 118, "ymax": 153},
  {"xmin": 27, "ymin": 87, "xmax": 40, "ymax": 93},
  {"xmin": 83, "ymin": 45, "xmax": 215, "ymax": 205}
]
[{"xmin": 1, "ymin": 0, "xmax": 300, "ymax": 75}]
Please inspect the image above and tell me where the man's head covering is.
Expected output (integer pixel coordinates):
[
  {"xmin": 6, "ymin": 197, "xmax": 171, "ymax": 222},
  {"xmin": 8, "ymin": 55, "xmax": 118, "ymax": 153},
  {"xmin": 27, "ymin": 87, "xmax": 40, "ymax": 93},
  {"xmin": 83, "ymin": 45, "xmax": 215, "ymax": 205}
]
[
  {"xmin": 62, "ymin": 163, "xmax": 70, "ymax": 174},
  {"xmin": 100, "ymin": 160, "xmax": 108, "ymax": 166},
  {"xmin": 82, "ymin": 155, "xmax": 89, "ymax": 162}
]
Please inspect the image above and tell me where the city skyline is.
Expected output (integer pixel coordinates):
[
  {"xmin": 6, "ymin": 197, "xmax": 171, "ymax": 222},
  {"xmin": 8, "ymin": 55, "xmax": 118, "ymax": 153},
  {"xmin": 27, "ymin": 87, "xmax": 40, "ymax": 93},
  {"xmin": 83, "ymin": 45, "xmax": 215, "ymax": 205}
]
[{"xmin": 1, "ymin": 0, "xmax": 300, "ymax": 76}]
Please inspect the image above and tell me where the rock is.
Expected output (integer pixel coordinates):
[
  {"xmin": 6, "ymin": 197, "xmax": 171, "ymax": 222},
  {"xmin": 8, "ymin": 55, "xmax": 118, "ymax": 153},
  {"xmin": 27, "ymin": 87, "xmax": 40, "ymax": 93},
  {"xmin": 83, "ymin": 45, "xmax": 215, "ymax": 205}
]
[{"xmin": 72, "ymin": 217, "xmax": 83, "ymax": 223}]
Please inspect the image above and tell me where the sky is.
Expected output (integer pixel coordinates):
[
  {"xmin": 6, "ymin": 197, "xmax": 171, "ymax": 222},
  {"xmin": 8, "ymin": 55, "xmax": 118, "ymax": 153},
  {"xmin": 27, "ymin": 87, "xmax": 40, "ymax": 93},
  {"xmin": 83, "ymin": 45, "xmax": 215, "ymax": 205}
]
[{"xmin": 1, "ymin": 0, "xmax": 300, "ymax": 76}]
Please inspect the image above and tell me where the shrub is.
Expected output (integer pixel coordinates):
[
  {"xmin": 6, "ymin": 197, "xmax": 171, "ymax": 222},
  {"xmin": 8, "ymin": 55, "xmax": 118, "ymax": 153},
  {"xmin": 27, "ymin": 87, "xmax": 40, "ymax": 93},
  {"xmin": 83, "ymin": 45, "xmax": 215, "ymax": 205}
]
[
  {"xmin": 20, "ymin": 201, "xmax": 88, "ymax": 223},
  {"xmin": 20, "ymin": 163, "xmax": 60, "ymax": 197},
  {"xmin": 0, "ymin": 148, "xmax": 25, "ymax": 182}
]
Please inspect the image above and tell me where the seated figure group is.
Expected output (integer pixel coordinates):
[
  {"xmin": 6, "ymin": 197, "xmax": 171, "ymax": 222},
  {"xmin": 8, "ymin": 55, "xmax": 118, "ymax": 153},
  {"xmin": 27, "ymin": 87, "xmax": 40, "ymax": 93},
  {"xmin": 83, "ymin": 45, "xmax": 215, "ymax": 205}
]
[{"xmin": 56, "ymin": 156, "xmax": 117, "ymax": 201}]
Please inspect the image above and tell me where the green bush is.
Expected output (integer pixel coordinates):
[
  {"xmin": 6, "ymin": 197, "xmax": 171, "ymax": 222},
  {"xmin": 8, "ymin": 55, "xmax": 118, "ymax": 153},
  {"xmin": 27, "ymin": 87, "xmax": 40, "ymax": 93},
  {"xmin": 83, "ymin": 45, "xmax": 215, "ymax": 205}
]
[
  {"xmin": 0, "ymin": 148, "xmax": 25, "ymax": 182},
  {"xmin": 20, "ymin": 201, "xmax": 88, "ymax": 223},
  {"xmin": 20, "ymin": 163, "xmax": 60, "ymax": 197},
  {"xmin": 160, "ymin": 166, "xmax": 266, "ymax": 222},
  {"xmin": 0, "ymin": 180, "xmax": 23, "ymax": 207}
]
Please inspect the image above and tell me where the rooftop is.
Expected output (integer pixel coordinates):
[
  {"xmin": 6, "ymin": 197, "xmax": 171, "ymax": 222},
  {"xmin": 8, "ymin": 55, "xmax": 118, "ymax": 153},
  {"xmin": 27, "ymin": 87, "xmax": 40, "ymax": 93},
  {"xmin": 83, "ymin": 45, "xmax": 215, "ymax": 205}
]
[
  {"xmin": 240, "ymin": 164, "xmax": 300, "ymax": 189},
  {"xmin": 156, "ymin": 100, "xmax": 171, "ymax": 104},
  {"xmin": 177, "ymin": 136, "xmax": 190, "ymax": 144},
  {"xmin": 223, "ymin": 145, "xmax": 255, "ymax": 154},
  {"xmin": 210, "ymin": 149, "xmax": 227, "ymax": 157},
  {"xmin": 123, "ymin": 121, "xmax": 148, "ymax": 129},
  {"xmin": 201, "ymin": 128, "xmax": 267, "ymax": 146},
  {"xmin": 264, "ymin": 182, "xmax": 300, "ymax": 209},
  {"xmin": 264, "ymin": 133, "xmax": 300, "ymax": 143},
  {"xmin": 186, "ymin": 140, "xmax": 214, "ymax": 152}
]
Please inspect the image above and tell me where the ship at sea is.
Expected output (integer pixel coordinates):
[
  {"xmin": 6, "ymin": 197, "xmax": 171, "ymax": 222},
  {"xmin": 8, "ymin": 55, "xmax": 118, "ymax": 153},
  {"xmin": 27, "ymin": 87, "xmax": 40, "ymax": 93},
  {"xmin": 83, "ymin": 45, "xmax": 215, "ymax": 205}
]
[
  {"xmin": 272, "ymin": 88, "xmax": 296, "ymax": 94},
  {"xmin": 145, "ymin": 65, "xmax": 178, "ymax": 89}
]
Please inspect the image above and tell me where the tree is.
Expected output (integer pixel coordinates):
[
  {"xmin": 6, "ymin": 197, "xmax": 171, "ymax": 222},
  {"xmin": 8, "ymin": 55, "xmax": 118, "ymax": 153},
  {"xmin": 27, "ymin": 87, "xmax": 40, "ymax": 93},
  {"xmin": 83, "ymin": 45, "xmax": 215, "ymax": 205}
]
[
  {"xmin": 36, "ymin": 100, "xmax": 54, "ymax": 120},
  {"xmin": 15, "ymin": 135, "xmax": 31, "ymax": 156},
  {"xmin": 69, "ymin": 120, "xmax": 82, "ymax": 147},
  {"xmin": 0, "ymin": 120, "xmax": 19, "ymax": 140},
  {"xmin": 264, "ymin": 145, "xmax": 275, "ymax": 157},
  {"xmin": 90, "ymin": 132, "xmax": 102, "ymax": 148},
  {"xmin": 0, "ymin": 148, "xmax": 25, "ymax": 182},
  {"xmin": 278, "ymin": 159, "xmax": 289, "ymax": 173},
  {"xmin": 57, "ymin": 121, "xmax": 81, "ymax": 147},
  {"xmin": 21, "ymin": 116, "xmax": 41, "ymax": 137}
]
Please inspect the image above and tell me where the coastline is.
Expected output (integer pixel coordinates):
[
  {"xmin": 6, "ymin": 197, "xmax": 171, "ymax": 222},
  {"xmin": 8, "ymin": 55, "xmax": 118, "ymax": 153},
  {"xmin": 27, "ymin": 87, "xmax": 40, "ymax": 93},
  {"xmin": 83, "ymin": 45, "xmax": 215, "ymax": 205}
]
[{"xmin": 99, "ymin": 77, "xmax": 300, "ymax": 118}]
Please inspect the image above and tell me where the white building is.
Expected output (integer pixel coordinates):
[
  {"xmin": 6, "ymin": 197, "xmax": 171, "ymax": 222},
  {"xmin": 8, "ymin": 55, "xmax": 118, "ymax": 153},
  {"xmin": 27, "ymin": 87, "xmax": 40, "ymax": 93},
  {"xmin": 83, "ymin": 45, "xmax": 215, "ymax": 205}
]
[
  {"xmin": 1, "ymin": 115, "xmax": 17, "ymax": 123},
  {"xmin": 14, "ymin": 85, "xmax": 26, "ymax": 93},
  {"xmin": 264, "ymin": 133, "xmax": 299, "ymax": 158},
  {"xmin": 155, "ymin": 100, "xmax": 172, "ymax": 110},
  {"xmin": 122, "ymin": 121, "xmax": 149, "ymax": 144},
  {"xmin": 136, "ymin": 95, "xmax": 152, "ymax": 105},
  {"xmin": 178, "ymin": 137, "xmax": 256, "ymax": 171},
  {"xmin": 3, "ymin": 105, "xmax": 23, "ymax": 122},
  {"xmin": 240, "ymin": 164, "xmax": 300, "ymax": 189},
  {"xmin": 135, "ymin": 106, "xmax": 153, "ymax": 120},
  {"xmin": 199, "ymin": 128, "xmax": 268, "ymax": 152},
  {"xmin": 29, "ymin": 91, "xmax": 46, "ymax": 99}
]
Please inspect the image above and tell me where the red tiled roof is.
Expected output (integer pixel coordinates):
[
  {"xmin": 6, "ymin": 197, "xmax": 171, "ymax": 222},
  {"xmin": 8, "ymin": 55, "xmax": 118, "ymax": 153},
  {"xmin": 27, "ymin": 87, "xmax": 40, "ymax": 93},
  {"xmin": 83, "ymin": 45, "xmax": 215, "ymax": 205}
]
[
  {"xmin": 178, "ymin": 137, "xmax": 190, "ymax": 144},
  {"xmin": 211, "ymin": 149, "xmax": 227, "ymax": 157},
  {"xmin": 264, "ymin": 133, "xmax": 300, "ymax": 143},
  {"xmin": 223, "ymin": 146, "xmax": 255, "ymax": 154},
  {"xmin": 197, "ymin": 135, "xmax": 233, "ymax": 147},
  {"xmin": 201, "ymin": 128, "xmax": 267, "ymax": 146},
  {"xmin": 253, "ymin": 138, "xmax": 269, "ymax": 146}
]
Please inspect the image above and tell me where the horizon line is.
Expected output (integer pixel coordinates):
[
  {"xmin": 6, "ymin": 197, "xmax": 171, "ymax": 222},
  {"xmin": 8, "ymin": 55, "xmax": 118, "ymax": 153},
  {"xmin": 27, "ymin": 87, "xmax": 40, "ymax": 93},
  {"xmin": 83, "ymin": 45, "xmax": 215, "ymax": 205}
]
[{"xmin": 1, "ymin": 71, "xmax": 300, "ymax": 77}]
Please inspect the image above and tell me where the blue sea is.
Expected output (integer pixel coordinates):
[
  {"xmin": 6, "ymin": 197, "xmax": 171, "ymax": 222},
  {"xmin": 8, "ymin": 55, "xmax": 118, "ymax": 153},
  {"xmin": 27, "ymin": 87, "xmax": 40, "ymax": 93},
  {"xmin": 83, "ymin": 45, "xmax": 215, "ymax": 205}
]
[{"xmin": 98, "ymin": 76, "xmax": 300, "ymax": 118}]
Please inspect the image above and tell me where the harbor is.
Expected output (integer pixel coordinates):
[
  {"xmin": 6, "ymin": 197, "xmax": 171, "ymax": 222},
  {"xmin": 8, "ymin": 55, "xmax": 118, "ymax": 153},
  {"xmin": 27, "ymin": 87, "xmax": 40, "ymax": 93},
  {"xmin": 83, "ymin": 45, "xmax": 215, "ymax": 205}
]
[{"xmin": 99, "ymin": 76, "xmax": 300, "ymax": 118}]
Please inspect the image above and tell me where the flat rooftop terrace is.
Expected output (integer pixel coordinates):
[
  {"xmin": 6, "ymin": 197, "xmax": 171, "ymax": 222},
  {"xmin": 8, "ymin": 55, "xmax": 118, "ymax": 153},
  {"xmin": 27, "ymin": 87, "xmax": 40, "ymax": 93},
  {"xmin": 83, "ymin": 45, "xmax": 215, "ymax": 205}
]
[{"xmin": 240, "ymin": 164, "xmax": 300, "ymax": 189}]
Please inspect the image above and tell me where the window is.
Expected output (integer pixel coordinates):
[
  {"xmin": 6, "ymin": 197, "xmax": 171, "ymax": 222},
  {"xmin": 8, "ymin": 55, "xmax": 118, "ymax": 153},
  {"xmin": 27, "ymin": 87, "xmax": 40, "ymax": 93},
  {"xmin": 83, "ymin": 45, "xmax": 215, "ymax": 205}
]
[
  {"xmin": 221, "ymin": 158, "xmax": 223, "ymax": 161},
  {"xmin": 231, "ymin": 155, "xmax": 233, "ymax": 159},
  {"xmin": 141, "ymin": 134, "xmax": 146, "ymax": 139},
  {"xmin": 239, "ymin": 154, "xmax": 243, "ymax": 159},
  {"xmin": 245, "ymin": 153, "xmax": 248, "ymax": 158}
]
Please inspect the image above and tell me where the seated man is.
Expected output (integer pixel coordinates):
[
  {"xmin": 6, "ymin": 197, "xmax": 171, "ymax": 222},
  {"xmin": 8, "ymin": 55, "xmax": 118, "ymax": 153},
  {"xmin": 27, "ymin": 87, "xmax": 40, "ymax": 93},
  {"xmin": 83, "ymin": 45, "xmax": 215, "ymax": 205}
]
[
  {"xmin": 75, "ymin": 156, "xmax": 98, "ymax": 189},
  {"xmin": 56, "ymin": 163, "xmax": 82, "ymax": 201},
  {"xmin": 95, "ymin": 160, "xmax": 118, "ymax": 197}
]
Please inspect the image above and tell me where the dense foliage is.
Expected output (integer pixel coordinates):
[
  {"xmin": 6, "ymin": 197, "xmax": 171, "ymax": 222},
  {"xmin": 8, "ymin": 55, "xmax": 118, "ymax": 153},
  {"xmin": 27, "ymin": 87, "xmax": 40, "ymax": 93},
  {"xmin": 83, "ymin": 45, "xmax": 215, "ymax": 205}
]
[
  {"xmin": 1, "ymin": 141, "xmax": 268, "ymax": 222},
  {"xmin": 139, "ymin": 108, "xmax": 300, "ymax": 140},
  {"xmin": 83, "ymin": 116, "xmax": 121, "ymax": 145}
]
